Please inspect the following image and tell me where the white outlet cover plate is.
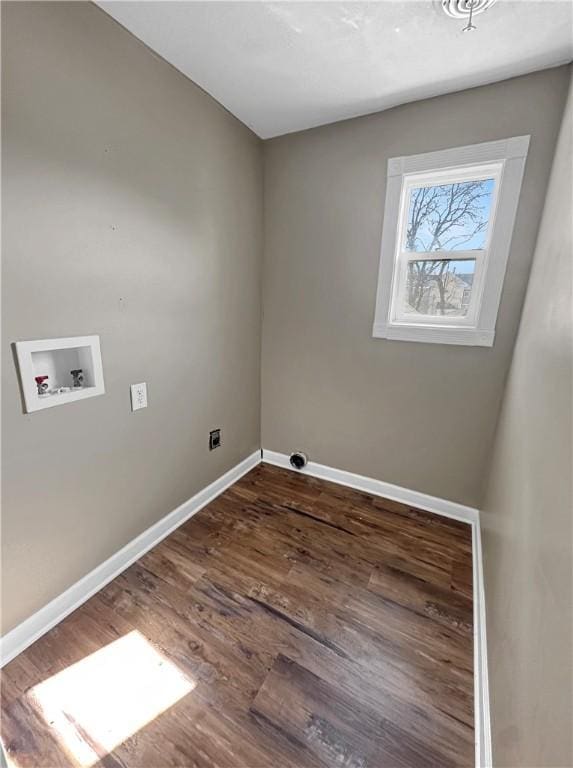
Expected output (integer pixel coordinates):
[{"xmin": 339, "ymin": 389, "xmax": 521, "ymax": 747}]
[{"xmin": 130, "ymin": 382, "xmax": 147, "ymax": 411}]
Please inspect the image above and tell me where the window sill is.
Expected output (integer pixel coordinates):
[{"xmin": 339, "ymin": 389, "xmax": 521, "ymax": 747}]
[{"xmin": 372, "ymin": 322, "xmax": 495, "ymax": 347}]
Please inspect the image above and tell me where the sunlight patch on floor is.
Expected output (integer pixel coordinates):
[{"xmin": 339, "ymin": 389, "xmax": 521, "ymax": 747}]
[{"xmin": 29, "ymin": 630, "xmax": 195, "ymax": 766}]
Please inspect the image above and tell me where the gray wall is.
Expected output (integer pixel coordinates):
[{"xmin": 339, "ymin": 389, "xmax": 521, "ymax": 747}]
[
  {"xmin": 1, "ymin": 1, "xmax": 263, "ymax": 634},
  {"xmin": 481, "ymin": 73, "xmax": 572, "ymax": 767},
  {"xmin": 261, "ymin": 68, "xmax": 570, "ymax": 507}
]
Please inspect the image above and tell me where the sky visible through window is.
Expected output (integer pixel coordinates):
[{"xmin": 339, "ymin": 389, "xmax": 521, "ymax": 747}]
[
  {"xmin": 439, "ymin": 259, "xmax": 475, "ymax": 279},
  {"xmin": 405, "ymin": 178, "xmax": 495, "ymax": 252}
]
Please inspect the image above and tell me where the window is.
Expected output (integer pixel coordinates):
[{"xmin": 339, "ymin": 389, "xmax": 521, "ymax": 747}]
[{"xmin": 372, "ymin": 137, "xmax": 530, "ymax": 346}]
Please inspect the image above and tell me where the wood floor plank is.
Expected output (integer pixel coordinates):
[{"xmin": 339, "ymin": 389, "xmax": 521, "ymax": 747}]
[
  {"xmin": 251, "ymin": 654, "xmax": 457, "ymax": 768},
  {"xmin": 251, "ymin": 562, "xmax": 474, "ymax": 729},
  {"xmin": 1, "ymin": 463, "xmax": 474, "ymax": 767},
  {"xmin": 368, "ymin": 562, "xmax": 473, "ymax": 636}
]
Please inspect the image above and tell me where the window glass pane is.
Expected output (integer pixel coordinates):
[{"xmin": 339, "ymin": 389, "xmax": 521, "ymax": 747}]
[
  {"xmin": 402, "ymin": 259, "xmax": 475, "ymax": 317},
  {"xmin": 405, "ymin": 179, "xmax": 494, "ymax": 252}
]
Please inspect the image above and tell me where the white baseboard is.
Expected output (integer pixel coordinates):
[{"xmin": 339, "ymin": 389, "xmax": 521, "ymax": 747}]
[
  {"xmin": 473, "ymin": 519, "xmax": 492, "ymax": 768},
  {"xmin": 261, "ymin": 449, "xmax": 491, "ymax": 767},
  {"xmin": 262, "ymin": 449, "xmax": 479, "ymax": 524},
  {"xmin": 0, "ymin": 450, "xmax": 261, "ymax": 668}
]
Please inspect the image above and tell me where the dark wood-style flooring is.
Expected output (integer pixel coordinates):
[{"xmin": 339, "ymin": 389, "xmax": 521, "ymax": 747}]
[{"xmin": 2, "ymin": 463, "xmax": 474, "ymax": 768}]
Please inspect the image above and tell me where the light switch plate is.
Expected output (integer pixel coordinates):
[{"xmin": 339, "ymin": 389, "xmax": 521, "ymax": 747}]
[{"xmin": 130, "ymin": 382, "xmax": 147, "ymax": 411}]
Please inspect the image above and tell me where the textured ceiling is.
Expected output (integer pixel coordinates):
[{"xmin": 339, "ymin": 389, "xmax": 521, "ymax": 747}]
[{"xmin": 97, "ymin": 1, "xmax": 573, "ymax": 138}]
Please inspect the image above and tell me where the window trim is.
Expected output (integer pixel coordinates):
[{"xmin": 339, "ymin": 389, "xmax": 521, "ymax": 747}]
[{"xmin": 372, "ymin": 136, "xmax": 530, "ymax": 346}]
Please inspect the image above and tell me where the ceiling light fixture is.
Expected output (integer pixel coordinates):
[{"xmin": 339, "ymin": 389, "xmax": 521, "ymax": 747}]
[{"xmin": 442, "ymin": 0, "xmax": 497, "ymax": 32}]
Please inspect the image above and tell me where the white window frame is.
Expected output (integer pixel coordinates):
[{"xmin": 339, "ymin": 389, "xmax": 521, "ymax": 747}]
[{"xmin": 372, "ymin": 136, "xmax": 530, "ymax": 346}]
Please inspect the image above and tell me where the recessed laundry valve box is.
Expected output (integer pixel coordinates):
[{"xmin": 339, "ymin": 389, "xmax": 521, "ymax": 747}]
[{"xmin": 14, "ymin": 335, "xmax": 105, "ymax": 413}]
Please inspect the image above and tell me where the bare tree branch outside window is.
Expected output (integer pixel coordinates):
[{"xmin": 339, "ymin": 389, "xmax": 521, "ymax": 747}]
[{"xmin": 403, "ymin": 179, "xmax": 493, "ymax": 316}]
